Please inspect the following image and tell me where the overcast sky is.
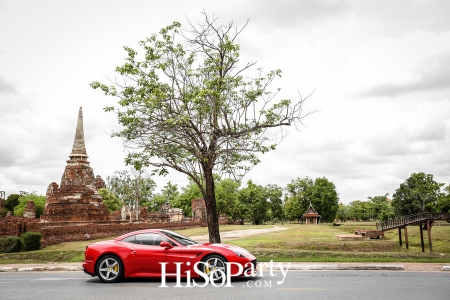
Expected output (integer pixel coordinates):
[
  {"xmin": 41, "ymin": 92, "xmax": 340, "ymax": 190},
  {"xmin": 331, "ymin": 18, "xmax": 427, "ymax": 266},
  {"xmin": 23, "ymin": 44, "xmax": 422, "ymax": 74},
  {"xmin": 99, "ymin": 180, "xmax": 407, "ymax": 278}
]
[{"xmin": 1, "ymin": 0, "xmax": 449, "ymax": 203}]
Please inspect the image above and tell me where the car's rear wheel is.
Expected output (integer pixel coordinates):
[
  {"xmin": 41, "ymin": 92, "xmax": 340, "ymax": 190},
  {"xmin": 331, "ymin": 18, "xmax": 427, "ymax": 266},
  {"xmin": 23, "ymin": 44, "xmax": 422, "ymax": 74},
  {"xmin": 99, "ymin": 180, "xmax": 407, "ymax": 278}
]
[
  {"xmin": 96, "ymin": 255, "xmax": 124, "ymax": 283},
  {"xmin": 202, "ymin": 255, "xmax": 227, "ymax": 283}
]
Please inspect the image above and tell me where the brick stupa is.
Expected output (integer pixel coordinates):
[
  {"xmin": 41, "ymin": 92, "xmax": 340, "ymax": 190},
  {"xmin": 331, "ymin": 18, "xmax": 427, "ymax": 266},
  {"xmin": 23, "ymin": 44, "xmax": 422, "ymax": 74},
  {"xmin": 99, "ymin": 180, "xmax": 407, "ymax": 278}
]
[{"xmin": 40, "ymin": 107, "xmax": 109, "ymax": 222}]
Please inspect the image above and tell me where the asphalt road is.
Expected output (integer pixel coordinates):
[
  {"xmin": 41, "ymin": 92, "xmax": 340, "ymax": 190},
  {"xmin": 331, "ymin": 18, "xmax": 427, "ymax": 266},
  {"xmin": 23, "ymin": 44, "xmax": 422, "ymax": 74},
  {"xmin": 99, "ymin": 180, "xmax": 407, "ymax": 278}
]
[{"xmin": 0, "ymin": 270, "xmax": 449, "ymax": 300}]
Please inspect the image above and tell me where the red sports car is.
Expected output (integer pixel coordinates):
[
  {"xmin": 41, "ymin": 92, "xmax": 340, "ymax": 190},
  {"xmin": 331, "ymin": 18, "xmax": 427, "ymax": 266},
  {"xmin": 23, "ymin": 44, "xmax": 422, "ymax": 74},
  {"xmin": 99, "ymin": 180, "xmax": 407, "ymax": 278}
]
[{"xmin": 82, "ymin": 229, "xmax": 257, "ymax": 283}]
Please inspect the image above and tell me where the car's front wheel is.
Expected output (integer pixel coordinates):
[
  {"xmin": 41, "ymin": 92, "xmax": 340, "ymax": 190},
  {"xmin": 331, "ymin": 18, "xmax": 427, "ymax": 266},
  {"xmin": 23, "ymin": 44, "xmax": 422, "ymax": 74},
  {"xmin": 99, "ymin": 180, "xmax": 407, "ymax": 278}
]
[
  {"xmin": 202, "ymin": 255, "xmax": 227, "ymax": 283},
  {"xmin": 96, "ymin": 255, "xmax": 124, "ymax": 283}
]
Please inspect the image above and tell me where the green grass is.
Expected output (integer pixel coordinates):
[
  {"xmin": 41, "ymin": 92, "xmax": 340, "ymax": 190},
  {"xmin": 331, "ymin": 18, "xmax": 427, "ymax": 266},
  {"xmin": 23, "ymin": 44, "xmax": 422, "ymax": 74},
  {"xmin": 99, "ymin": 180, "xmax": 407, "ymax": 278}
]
[{"xmin": 1, "ymin": 222, "xmax": 449, "ymax": 264}]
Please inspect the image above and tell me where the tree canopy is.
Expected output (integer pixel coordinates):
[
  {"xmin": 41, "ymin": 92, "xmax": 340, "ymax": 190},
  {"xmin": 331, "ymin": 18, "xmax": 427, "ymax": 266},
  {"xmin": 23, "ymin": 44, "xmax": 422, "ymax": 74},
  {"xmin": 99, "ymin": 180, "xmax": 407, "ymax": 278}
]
[
  {"xmin": 4, "ymin": 194, "xmax": 20, "ymax": 211},
  {"xmin": 392, "ymin": 172, "xmax": 443, "ymax": 215},
  {"xmin": 13, "ymin": 193, "xmax": 45, "ymax": 218},
  {"xmin": 98, "ymin": 188, "xmax": 122, "ymax": 213},
  {"xmin": 285, "ymin": 177, "xmax": 339, "ymax": 222},
  {"xmin": 237, "ymin": 180, "xmax": 268, "ymax": 225},
  {"xmin": 106, "ymin": 168, "xmax": 157, "ymax": 220},
  {"xmin": 92, "ymin": 14, "xmax": 312, "ymax": 242}
]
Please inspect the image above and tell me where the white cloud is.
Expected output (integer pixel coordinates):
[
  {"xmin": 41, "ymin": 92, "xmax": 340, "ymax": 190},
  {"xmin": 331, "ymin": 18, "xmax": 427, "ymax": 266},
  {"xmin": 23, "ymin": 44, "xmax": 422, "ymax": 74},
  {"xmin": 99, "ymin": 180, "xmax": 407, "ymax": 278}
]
[
  {"xmin": 363, "ymin": 51, "xmax": 450, "ymax": 97},
  {"xmin": 0, "ymin": 0, "xmax": 450, "ymax": 204}
]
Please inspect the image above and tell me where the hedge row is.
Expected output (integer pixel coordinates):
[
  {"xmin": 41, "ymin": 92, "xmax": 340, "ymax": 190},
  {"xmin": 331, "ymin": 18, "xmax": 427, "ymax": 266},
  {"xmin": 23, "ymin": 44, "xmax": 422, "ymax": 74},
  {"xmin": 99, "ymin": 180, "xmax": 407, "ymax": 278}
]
[{"xmin": 0, "ymin": 232, "xmax": 41, "ymax": 253}]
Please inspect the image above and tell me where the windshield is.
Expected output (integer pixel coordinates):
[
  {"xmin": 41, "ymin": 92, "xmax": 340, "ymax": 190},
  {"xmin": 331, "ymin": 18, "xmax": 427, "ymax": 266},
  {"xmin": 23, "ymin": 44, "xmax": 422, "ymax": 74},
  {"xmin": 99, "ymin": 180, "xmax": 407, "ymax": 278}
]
[{"xmin": 161, "ymin": 230, "xmax": 198, "ymax": 246}]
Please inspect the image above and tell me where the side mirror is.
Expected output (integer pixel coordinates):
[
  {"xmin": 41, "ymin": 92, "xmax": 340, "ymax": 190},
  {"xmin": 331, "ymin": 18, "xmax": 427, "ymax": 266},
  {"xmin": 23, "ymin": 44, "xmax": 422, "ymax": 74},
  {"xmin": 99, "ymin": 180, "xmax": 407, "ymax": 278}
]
[{"xmin": 160, "ymin": 241, "xmax": 174, "ymax": 249}]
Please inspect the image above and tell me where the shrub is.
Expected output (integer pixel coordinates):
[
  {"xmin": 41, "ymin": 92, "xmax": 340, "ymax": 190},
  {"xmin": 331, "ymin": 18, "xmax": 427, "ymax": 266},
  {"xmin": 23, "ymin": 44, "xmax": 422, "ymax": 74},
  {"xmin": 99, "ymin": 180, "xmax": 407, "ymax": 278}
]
[
  {"xmin": 0, "ymin": 236, "xmax": 24, "ymax": 253},
  {"xmin": 20, "ymin": 232, "xmax": 42, "ymax": 251}
]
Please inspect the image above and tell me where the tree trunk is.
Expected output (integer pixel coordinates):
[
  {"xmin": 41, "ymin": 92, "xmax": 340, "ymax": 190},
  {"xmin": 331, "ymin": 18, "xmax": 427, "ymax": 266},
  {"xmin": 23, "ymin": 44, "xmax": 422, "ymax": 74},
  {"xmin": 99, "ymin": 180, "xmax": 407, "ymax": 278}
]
[{"xmin": 203, "ymin": 166, "xmax": 221, "ymax": 243}]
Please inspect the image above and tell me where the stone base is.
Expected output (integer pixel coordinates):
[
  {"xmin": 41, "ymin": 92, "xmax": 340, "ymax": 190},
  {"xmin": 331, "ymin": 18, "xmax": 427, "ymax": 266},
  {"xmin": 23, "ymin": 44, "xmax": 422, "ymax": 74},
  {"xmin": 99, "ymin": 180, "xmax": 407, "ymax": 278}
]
[{"xmin": 40, "ymin": 203, "xmax": 110, "ymax": 222}]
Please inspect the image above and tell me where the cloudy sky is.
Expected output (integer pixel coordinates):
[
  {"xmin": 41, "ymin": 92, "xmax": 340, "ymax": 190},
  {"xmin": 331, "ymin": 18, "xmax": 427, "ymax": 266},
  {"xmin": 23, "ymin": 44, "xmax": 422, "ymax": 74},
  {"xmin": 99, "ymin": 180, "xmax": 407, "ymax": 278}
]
[{"xmin": 1, "ymin": 0, "xmax": 449, "ymax": 203}]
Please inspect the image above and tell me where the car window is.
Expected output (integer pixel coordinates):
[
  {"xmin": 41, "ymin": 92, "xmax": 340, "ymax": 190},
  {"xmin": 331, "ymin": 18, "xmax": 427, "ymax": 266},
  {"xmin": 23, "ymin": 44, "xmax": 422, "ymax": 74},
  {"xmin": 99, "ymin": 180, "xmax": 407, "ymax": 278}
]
[
  {"xmin": 160, "ymin": 230, "xmax": 197, "ymax": 246},
  {"xmin": 121, "ymin": 235, "xmax": 136, "ymax": 243},
  {"xmin": 121, "ymin": 233, "xmax": 175, "ymax": 246}
]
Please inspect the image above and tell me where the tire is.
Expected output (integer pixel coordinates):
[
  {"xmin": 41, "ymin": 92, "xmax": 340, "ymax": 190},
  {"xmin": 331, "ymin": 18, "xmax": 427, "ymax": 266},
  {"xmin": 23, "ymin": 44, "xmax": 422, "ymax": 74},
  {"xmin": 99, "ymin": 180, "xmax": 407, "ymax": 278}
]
[
  {"xmin": 202, "ymin": 255, "xmax": 227, "ymax": 283},
  {"xmin": 96, "ymin": 255, "xmax": 124, "ymax": 283}
]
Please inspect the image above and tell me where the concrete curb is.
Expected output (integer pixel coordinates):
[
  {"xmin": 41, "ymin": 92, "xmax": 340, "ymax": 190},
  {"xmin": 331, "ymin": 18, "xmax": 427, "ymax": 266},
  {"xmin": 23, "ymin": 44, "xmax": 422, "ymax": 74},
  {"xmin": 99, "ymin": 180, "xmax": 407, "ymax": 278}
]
[
  {"xmin": 0, "ymin": 266, "xmax": 83, "ymax": 272},
  {"xmin": 6, "ymin": 263, "xmax": 450, "ymax": 272},
  {"xmin": 270, "ymin": 264, "xmax": 405, "ymax": 271},
  {"xmin": 0, "ymin": 264, "xmax": 404, "ymax": 272}
]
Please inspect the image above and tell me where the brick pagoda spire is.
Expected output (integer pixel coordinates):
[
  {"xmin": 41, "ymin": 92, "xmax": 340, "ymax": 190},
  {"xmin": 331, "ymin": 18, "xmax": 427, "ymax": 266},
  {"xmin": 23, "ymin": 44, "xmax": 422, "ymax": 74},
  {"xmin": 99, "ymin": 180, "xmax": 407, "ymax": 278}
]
[
  {"xmin": 41, "ymin": 107, "xmax": 109, "ymax": 222},
  {"xmin": 69, "ymin": 107, "xmax": 88, "ymax": 161}
]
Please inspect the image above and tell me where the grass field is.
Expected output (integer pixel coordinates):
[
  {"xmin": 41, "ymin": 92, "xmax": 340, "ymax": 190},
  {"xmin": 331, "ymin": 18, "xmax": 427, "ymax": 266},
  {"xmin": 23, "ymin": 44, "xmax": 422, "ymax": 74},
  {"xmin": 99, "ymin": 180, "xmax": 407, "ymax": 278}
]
[{"xmin": 1, "ymin": 222, "xmax": 449, "ymax": 264}]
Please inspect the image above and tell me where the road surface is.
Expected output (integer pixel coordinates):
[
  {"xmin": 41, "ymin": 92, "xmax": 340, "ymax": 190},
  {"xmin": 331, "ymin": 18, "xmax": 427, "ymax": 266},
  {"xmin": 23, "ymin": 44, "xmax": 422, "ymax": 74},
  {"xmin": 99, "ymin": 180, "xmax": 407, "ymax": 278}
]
[{"xmin": 0, "ymin": 270, "xmax": 449, "ymax": 300}]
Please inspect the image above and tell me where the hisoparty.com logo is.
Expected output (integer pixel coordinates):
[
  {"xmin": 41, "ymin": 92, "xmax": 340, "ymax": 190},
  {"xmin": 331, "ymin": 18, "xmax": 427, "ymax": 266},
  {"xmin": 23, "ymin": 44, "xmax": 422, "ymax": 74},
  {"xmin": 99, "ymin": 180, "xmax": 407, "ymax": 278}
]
[{"xmin": 159, "ymin": 260, "xmax": 290, "ymax": 288}]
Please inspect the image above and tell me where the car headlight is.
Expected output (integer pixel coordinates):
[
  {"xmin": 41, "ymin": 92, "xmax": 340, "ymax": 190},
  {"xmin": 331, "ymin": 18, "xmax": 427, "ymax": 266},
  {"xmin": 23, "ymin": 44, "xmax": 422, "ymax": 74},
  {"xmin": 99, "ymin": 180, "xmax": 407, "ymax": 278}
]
[{"xmin": 234, "ymin": 251, "xmax": 246, "ymax": 258}]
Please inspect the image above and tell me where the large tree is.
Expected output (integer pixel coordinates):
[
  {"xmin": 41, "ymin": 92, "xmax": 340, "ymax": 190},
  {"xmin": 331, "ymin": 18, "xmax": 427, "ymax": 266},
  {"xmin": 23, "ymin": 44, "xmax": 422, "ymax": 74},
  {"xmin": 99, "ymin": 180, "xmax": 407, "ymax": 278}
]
[
  {"xmin": 309, "ymin": 177, "xmax": 339, "ymax": 222},
  {"xmin": 285, "ymin": 177, "xmax": 313, "ymax": 222},
  {"xmin": 366, "ymin": 194, "xmax": 394, "ymax": 221},
  {"xmin": 215, "ymin": 177, "xmax": 240, "ymax": 217},
  {"xmin": 91, "ymin": 14, "xmax": 312, "ymax": 242},
  {"xmin": 285, "ymin": 177, "xmax": 339, "ymax": 222},
  {"xmin": 266, "ymin": 184, "xmax": 284, "ymax": 224},
  {"xmin": 392, "ymin": 172, "xmax": 443, "ymax": 215},
  {"xmin": 237, "ymin": 180, "xmax": 268, "ymax": 225}
]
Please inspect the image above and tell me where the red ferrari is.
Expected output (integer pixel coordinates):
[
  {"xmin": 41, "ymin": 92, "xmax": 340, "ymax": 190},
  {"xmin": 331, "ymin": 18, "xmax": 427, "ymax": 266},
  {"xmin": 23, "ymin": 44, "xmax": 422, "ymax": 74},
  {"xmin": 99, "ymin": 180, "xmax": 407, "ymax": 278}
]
[{"xmin": 82, "ymin": 229, "xmax": 257, "ymax": 283}]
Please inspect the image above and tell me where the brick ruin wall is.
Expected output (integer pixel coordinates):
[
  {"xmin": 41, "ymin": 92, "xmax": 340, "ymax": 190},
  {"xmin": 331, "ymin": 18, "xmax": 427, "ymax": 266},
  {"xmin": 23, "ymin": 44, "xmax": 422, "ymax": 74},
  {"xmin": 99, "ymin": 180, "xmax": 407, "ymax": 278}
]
[
  {"xmin": 0, "ymin": 217, "xmax": 202, "ymax": 247},
  {"xmin": 40, "ymin": 221, "xmax": 205, "ymax": 247},
  {"xmin": 0, "ymin": 217, "xmax": 241, "ymax": 247}
]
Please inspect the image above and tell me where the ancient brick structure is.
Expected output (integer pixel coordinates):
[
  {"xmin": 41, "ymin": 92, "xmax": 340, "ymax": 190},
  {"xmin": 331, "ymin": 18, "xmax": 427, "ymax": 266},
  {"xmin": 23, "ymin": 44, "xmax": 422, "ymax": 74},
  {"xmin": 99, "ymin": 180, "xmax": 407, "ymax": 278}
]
[
  {"xmin": 159, "ymin": 203, "xmax": 183, "ymax": 222},
  {"xmin": 0, "ymin": 216, "xmax": 203, "ymax": 247},
  {"xmin": 40, "ymin": 107, "xmax": 109, "ymax": 222},
  {"xmin": 192, "ymin": 198, "xmax": 206, "ymax": 222},
  {"xmin": 94, "ymin": 175, "xmax": 106, "ymax": 190},
  {"xmin": 23, "ymin": 200, "xmax": 36, "ymax": 219}
]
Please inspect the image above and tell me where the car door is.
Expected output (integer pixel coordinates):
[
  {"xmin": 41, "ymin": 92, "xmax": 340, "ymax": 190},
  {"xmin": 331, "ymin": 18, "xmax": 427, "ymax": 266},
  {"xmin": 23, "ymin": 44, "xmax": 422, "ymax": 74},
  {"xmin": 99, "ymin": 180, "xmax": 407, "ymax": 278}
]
[{"xmin": 122, "ymin": 233, "xmax": 182, "ymax": 276}]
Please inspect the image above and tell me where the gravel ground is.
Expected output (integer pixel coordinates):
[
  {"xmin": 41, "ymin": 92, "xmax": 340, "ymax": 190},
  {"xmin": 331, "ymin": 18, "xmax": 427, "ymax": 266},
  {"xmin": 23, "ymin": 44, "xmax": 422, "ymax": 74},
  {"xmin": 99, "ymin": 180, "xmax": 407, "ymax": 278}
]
[{"xmin": 189, "ymin": 225, "xmax": 289, "ymax": 243}]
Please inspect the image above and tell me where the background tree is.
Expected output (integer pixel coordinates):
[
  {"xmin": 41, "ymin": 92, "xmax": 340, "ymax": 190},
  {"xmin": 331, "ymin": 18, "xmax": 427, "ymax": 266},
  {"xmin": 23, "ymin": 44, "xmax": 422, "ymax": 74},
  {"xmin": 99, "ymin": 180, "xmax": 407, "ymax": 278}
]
[
  {"xmin": 13, "ymin": 193, "xmax": 46, "ymax": 218},
  {"xmin": 437, "ymin": 185, "xmax": 450, "ymax": 213},
  {"xmin": 336, "ymin": 203, "xmax": 348, "ymax": 222},
  {"xmin": 107, "ymin": 168, "xmax": 156, "ymax": 221},
  {"xmin": 98, "ymin": 188, "xmax": 122, "ymax": 213},
  {"xmin": 366, "ymin": 194, "xmax": 394, "ymax": 221},
  {"xmin": 4, "ymin": 194, "xmax": 20, "ymax": 211},
  {"xmin": 150, "ymin": 194, "xmax": 168, "ymax": 212},
  {"xmin": 309, "ymin": 177, "xmax": 339, "ymax": 222},
  {"xmin": 161, "ymin": 182, "xmax": 179, "ymax": 203},
  {"xmin": 285, "ymin": 177, "xmax": 339, "ymax": 223},
  {"xmin": 91, "ymin": 14, "xmax": 312, "ymax": 242},
  {"xmin": 266, "ymin": 184, "xmax": 284, "ymax": 224},
  {"xmin": 215, "ymin": 177, "xmax": 240, "ymax": 217},
  {"xmin": 171, "ymin": 179, "xmax": 202, "ymax": 216},
  {"xmin": 153, "ymin": 182, "xmax": 180, "ymax": 212},
  {"xmin": 392, "ymin": 172, "xmax": 443, "ymax": 215},
  {"xmin": 347, "ymin": 200, "xmax": 366, "ymax": 221},
  {"xmin": 237, "ymin": 181, "xmax": 268, "ymax": 225},
  {"xmin": 285, "ymin": 177, "xmax": 313, "ymax": 222}
]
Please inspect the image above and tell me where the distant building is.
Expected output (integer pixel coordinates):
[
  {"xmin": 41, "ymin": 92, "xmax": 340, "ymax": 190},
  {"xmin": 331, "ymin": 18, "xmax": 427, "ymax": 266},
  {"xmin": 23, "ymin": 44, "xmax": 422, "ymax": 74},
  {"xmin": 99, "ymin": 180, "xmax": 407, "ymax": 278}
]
[
  {"xmin": 303, "ymin": 202, "xmax": 321, "ymax": 224},
  {"xmin": 159, "ymin": 202, "xmax": 183, "ymax": 222}
]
